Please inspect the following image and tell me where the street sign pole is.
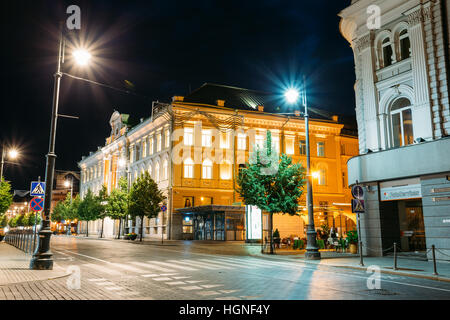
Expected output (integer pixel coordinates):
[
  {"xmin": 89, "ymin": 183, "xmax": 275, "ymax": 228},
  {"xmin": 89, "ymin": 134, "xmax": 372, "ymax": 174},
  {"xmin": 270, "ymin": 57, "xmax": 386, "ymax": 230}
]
[{"xmin": 357, "ymin": 212, "xmax": 364, "ymax": 266}]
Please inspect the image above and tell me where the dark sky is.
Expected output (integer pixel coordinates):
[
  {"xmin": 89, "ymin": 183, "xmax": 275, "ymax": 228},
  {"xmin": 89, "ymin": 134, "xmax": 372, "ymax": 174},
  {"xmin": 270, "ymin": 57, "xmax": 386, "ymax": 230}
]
[{"xmin": 1, "ymin": 0, "xmax": 355, "ymax": 191}]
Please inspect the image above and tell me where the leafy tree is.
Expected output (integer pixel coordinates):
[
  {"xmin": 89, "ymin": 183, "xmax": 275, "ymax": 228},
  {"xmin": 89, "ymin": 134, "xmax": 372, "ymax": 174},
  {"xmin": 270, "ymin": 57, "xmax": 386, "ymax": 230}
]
[
  {"xmin": 0, "ymin": 179, "xmax": 13, "ymax": 216},
  {"xmin": 96, "ymin": 185, "xmax": 109, "ymax": 238},
  {"xmin": 0, "ymin": 214, "xmax": 8, "ymax": 228},
  {"xmin": 8, "ymin": 215, "xmax": 17, "ymax": 228},
  {"xmin": 237, "ymin": 131, "xmax": 306, "ymax": 254},
  {"xmin": 16, "ymin": 213, "xmax": 26, "ymax": 227},
  {"xmin": 106, "ymin": 177, "xmax": 129, "ymax": 239},
  {"xmin": 26, "ymin": 212, "xmax": 41, "ymax": 228},
  {"xmin": 129, "ymin": 172, "xmax": 166, "ymax": 242},
  {"xmin": 52, "ymin": 201, "xmax": 66, "ymax": 223},
  {"xmin": 77, "ymin": 189, "xmax": 101, "ymax": 237}
]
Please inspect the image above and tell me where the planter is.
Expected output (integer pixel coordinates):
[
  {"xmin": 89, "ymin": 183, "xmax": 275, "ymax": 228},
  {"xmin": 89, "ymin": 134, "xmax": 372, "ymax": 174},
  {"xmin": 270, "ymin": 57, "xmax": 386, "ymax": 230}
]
[
  {"xmin": 125, "ymin": 233, "xmax": 137, "ymax": 241},
  {"xmin": 349, "ymin": 243, "xmax": 358, "ymax": 254}
]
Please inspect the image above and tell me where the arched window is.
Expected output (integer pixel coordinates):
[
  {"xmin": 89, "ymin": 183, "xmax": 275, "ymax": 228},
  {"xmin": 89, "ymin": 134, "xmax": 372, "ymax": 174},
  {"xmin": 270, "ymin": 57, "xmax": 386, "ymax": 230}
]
[
  {"xmin": 155, "ymin": 162, "xmax": 160, "ymax": 182},
  {"xmin": 399, "ymin": 29, "xmax": 411, "ymax": 60},
  {"xmin": 390, "ymin": 98, "xmax": 414, "ymax": 147},
  {"xmin": 382, "ymin": 37, "xmax": 393, "ymax": 67},
  {"xmin": 202, "ymin": 159, "xmax": 212, "ymax": 179},
  {"xmin": 163, "ymin": 159, "xmax": 168, "ymax": 180},
  {"xmin": 318, "ymin": 169, "xmax": 327, "ymax": 186},
  {"xmin": 148, "ymin": 164, "xmax": 153, "ymax": 178},
  {"xmin": 184, "ymin": 158, "xmax": 194, "ymax": 178},
  {"xmin": 220, "ymin": 160, "xmax": 232, "ymax": 180}
]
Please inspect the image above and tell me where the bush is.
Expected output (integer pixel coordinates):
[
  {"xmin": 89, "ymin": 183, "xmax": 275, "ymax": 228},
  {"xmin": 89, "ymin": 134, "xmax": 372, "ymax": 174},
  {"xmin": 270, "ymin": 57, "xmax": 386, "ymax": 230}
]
[
  {"xmin": 346, "ymin": 229, "xmax": 358, "ymax": 244},
  {"xmin": 124, "ymin": 232, "xmax": 137, "ymax": 240}
]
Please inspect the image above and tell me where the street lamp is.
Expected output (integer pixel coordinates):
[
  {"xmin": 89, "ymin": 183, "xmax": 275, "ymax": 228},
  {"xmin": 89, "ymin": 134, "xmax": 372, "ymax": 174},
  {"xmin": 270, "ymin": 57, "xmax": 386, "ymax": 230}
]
[
  {"xmin": 284, "ymin": 81, "xmax": 321, "ymax": 260},
  {"xmin": 0, "ymin": 145, "xmax": 19, "ymax": 180},
  {"xmin": 30, "ymin": 24, "xmax": 91, "ymax": 270}
]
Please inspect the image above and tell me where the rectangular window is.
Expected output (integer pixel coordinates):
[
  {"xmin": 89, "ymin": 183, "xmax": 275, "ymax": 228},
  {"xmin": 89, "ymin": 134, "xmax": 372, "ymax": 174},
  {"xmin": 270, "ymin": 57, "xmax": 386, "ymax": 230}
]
[
  {"xmin": 272, "ymin": 135, "xmax": 280, "ymax": 153},
  {"xmin": 318, "ymin": 169, "xmax": 326, "ymax": 185},
  {"xmin": 184, "ymin": 163, "xmax": 193, "ymax": 178},
  {"xmin": 220, "ymin": 131, "xmax": 230, "ymax": 149},
  {"xmin": 317, "ymin": 142, "xmax": 325, "ymax": 157},
  {"xmin": 165, "ymin": 130, "xmax": 170, "ymax": 148},
  {"xmin": 392, "ymin": 113, "xmax": 402, "ymax": 147},
  {"xmin": 402, "ymin": 109, "xmax": 414, "ymax": 146},
  {"xmin": 202, "ymin": 130, "xmax": 212, "ymax": 147},
  {"xmin": 157, "ymin": 133, "xmax": 162, "ymax": 152},
  {"xmin": 184, "ymin": 128, "xmax": 194, "ymax": 146},
  {"xmin": 148, "ymin": 136, "xmax": 153, "ymax": 155},
  {"xmin": 238, "ymin": 134, "xmax": 246, "ymax": 150},
  {"xmin": 285, "ymin": 137, "xmax": 295, "ymax": 155},
  {"xmin": 255, "ymin": 134, "xmax": 265, "ymax": 149},
  {"xmin": 299, "ymin": 140, "xmax": 306, "ymax": 155},
  {"xmin": 142, "ymin": 140, "xmax": 147, "ymax": 158}
]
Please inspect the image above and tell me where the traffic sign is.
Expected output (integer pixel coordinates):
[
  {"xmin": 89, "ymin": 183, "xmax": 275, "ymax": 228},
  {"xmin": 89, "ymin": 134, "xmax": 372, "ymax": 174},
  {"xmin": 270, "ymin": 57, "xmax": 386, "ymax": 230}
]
[
  {"xmin": 30, "ymin": 197, "xmax": 44, "ymax": 212},
  {"xmin": 30, "ymin": 181, "xmax": 46, "ymax": 197},
  {"xmin": 351, "ymin": 185, "xmax": 364, "ymax": 200},
  {"xmin": 351, "ymin": 199, "xmax": 365, "ymax": 213},
  {"xmin": 160, "ymin": 205, "xmax": 167, "ymax": 212}
]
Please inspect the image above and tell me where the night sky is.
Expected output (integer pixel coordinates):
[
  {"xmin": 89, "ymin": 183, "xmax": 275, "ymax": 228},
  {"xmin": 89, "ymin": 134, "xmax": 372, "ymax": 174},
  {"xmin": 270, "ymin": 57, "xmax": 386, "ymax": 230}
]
[{"xmin": 1, "ymin": 0, "xmax": 355, "ymax": 191}]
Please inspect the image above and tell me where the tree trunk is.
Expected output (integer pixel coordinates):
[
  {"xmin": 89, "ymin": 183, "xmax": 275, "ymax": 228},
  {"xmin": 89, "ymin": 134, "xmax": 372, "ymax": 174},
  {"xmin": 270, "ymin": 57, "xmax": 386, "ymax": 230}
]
[
  {"xmin": 86, "ymin": 221, "xmax": 89, "ymax": 238},
  {"xmin": 100, "ymin": 218, "xmax": 104, "ymax": 238},
  {"xmin": 117, "ymin": 218, "xmax": 122, "ymax": 239},
  {"xmin": 269, "ymin": 213, "xmax": 274, "ymax": 254},
  {"xmin": 140, "ymin": 215, "xmax": 144, "ymax": 242}
]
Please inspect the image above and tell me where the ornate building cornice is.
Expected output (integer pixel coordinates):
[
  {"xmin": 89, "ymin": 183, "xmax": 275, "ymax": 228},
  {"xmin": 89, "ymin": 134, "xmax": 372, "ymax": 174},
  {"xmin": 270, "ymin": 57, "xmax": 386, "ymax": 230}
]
[
  {"xmin": 353, "ymin": 33, "xmax": 373, "ymax": 53},
  {"xmin": 407, "ymin": 5, "xmax": 432, "ymax": 26}
]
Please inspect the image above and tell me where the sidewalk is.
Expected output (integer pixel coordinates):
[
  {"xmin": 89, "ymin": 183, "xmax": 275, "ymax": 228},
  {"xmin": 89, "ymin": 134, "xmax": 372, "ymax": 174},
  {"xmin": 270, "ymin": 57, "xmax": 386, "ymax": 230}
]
[{"xmin": 0, "ymin": 242, "xmax": 69, "ymax": 286}]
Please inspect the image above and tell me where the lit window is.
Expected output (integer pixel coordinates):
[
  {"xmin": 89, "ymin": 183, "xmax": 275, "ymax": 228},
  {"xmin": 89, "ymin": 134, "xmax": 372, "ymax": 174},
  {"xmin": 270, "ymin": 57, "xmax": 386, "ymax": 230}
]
[
  {"xmin": 318, "ymin": 169, "xmax": 326, "ymax": 185},
  {"xmin": 202, "ymin": 130, "xmax": 212, "ymax": 147},
  {"xmin": 184, "ymin": 128, "xmax": 194, "ymax": 146},
  {"xmin": 271, "ymin": 135, "xmax": 280, "ymax": 153},
  {"xmin": 317, "ymin": 142, "xmax": 325, "ymax": 157},
  {"xmin": 149, "ymin": 136, "xmax": 153, "ymax": 155},
  {"xmin": 220, "ymin": 160, "xmax": 232, "ymax": 180},
  {"xmin": 299, "ymin": 140, "xmax": 306, "ymax": 155},
  {"xmin": 184, "ymin": 158, "xmax": 194, "ymax": 178},
  {"xmin": 157, "ymin": 133, "xmax": 162, "ymax": 152},
  {"xmin": 155, "ymin": 162, "xmax": 160, "ymax": 182},
  {"xmin": 286, "ymin": 137, "xmax": 295, "ymax": 155},
  {"xmin": 148, "ymin": 165, "xmax": 152, "ymax": 178},
  {"xmin": 220, "ymin": 131, "xmax": 230, "ymax": 149},
  {"xmin": 390, "ymin": 98, "xmax": 414, "ymax": 147},
  {"xmin": 135, "ymin": 144, "xmax": 141, "ymax": 161},
  {"xmin": 255, "ymin": 134, "xmax": 265, "ymax": 149},
  {"xmin": 163, "ymin": 160, "xmax": 168, "ymax": 180},
  {"xmin": 238, "ymin": 134, "xmax": 247, "ymax": 150},
  {"xmin": 165, "ymin": 130, "xmax": 170, "ymax": 148},
  {"xmin": 202, "ymin": 158, "xmax": 212, "ymax": 179},
  {"xmin": 399, "ymin": 30, "xmax": 411, "ymax": 60}
]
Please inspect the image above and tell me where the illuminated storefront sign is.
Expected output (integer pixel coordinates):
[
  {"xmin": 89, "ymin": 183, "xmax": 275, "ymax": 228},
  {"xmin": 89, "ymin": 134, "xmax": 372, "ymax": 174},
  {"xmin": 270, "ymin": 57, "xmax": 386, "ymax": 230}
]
[{"xmin": 246, "ymin": 205, "xmax": 262, "ymax": 240}]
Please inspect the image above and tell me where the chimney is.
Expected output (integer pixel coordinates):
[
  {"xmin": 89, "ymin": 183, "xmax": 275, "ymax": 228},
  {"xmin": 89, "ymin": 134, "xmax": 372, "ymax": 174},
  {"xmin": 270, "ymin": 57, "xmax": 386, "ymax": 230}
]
[
  {"xmin": 172, "ymin": 96, "xmax": 184, "ymax": 102},
  {"xmin": 257, "ymin": 105, "xmax": 264, "ymax": 112},
  {"xmin": 216, "ymin": 99, "xmax": 225, "ymax": 107},
  {"xmin": 332, "ymin": 115, "xmax": 339, "ymax": 122}
]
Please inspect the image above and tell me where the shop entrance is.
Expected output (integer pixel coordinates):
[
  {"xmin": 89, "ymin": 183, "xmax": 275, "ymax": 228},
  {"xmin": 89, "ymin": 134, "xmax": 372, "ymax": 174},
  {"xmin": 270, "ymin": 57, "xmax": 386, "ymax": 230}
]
[{"xmin": 398, "ymin": 200, "xmax": 426, "ymax": 251}]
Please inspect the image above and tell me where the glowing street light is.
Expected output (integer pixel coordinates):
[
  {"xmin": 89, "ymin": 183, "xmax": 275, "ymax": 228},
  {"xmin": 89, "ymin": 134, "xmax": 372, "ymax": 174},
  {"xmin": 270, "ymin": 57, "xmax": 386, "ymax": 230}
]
[
  {"xmin": 1, "ymin": 145, "xmax": 20, "ymax": 180},
  {"xmin": 312, "ymin": 171, "xmax": 320, "ymax": 180},
  {"xmin": 72, "ymin": 49, "xmax": 91, "ymax": 66},
  {"xmin": 284, "ymin": 79, "xmax": 320, "ymax": 260},
  {"xmin": 8, "ymin": 149, "xmax": 18, "ymax": 159}
]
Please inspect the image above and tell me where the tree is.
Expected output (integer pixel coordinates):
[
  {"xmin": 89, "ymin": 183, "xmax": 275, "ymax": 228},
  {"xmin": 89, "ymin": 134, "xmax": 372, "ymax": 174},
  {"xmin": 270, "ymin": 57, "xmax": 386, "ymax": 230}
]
[
  {"xmin": 0, "ymin": 179, "xmax": 13, "ymax": 216},
  {"xmin": 106, "ymin": 177, "xmax": 129, "ymax": 239},
  {"xmin": 26, "ymin": 212, "xmax": 41, "ymax": 228},
  {"xmin": 77, "ymin": 189, "xmax": 100, "ymax": 237},
  {"xmin": 96, "ymin": 185, "xmax": 109, "ymax": 238},
  {"xmin": 129, "ymin": 171, "xmax": 166, "ymax": 242},
  {"xmin": 16, "ymin": 213, "xmax": 26, "ymax": 227},
  {"xmin": 0, "ymin": 214, "xmax": 8, "ymax": 228},
  {"xmin": 52, "ymin": 201, "xmax": 66, "ymax": 223},
  {"xmin": 236, "ymin": 131, "xmax": 306, "ymax": 254}
]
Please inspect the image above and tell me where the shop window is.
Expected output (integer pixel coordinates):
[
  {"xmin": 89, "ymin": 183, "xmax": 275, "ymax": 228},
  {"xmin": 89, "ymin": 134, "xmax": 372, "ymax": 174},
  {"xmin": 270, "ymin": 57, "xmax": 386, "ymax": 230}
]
[{"xmin": 183, "ymin": 216, "xmax": 193, "ymax": 233}]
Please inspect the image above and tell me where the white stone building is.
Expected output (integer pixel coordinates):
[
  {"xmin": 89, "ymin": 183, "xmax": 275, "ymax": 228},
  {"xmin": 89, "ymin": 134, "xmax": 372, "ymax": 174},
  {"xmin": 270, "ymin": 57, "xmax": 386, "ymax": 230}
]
[{"xmin": 340, "ymin": 0, "xmax": 450, "ymax": 260}]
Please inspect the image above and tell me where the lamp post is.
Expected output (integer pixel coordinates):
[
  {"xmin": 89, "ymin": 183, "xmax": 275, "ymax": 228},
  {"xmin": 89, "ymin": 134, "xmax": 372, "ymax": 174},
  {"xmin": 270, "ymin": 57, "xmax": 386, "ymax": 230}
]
[
  {"xmin": 1, "ymin": 145, "xmax": 19, "ymax": 180},
  {"xmin": 30, "ymin": 24, "xmax": 91, "ymax": 270},
  {"xmin": 284, "ymin": 80, "xmax": 321, "ymax": 260}
]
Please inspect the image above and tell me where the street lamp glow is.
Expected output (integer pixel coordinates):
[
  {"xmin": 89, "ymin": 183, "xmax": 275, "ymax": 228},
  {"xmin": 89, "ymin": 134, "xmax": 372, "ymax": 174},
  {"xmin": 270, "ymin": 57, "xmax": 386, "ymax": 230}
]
[
  {"xmin": 312, "ymin": 171, "xmax": 320, "ymax": 179},
  {"xmin": 73, "ymin": 49, "xmax": 91, "ymax": 66},
  {"xmin": 284, "ymin": 88, "xmax": 300, "ymax": 104},
  {"xmin": 118, "ymin": 158, "xmax": 126, "ymax": 167},
  {"xmin": 64, "ymin": 180, "xmax": 71, "ymax": 187},
  {"xmin": 8, "ymin": 149, "xmax": 18, "ymax": 159}
]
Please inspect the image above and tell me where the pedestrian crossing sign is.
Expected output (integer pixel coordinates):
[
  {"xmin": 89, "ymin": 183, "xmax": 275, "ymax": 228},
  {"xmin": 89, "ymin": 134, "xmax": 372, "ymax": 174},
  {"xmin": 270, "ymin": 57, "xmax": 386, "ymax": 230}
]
[
  {"xmin": 30, "ymin": 181, "xmax": 46, "ymax": 197},
  {"xmin": 351, "ymin": 199, "xmax": 365, "ymax": 213}
]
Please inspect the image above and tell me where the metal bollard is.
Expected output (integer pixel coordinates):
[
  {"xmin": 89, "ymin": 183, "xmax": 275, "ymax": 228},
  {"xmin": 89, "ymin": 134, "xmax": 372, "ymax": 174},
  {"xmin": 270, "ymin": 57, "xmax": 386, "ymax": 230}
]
[
  {"xmin": 393, "ymin": 242, "xmax": 398, "ymax": 270},
  {"xmin": 432, "ymin": 245, "xmax": 438, "ymax": 276}
]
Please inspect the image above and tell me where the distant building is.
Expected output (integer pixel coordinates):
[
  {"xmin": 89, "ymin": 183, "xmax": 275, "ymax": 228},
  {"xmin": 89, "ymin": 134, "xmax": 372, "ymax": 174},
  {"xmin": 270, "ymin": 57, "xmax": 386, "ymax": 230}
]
[
  {"xmin": 340, "ymin": 0, "xmax": 450, "ymax": 260},
  {"xmin": 79, "ymin": 83, "xmax": 359, "ymax": 241}
]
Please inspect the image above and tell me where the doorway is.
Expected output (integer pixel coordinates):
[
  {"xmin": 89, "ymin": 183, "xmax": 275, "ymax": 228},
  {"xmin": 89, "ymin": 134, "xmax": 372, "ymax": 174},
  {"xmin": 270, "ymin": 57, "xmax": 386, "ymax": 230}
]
[{"xmin": 398, "ymin": 200, "xmax": 426, "ymax": 251}]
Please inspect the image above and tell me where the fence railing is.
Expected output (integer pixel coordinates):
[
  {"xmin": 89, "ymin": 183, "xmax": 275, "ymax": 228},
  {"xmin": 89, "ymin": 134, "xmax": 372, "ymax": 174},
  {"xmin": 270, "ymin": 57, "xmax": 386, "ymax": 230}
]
[{"xmin": 4, "ymin": 229, "xmax": 37, "ymax": 255}]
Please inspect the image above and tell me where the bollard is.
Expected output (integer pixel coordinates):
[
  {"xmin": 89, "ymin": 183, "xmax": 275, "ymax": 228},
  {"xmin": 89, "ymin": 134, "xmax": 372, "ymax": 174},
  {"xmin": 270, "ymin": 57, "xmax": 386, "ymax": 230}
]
[
  {"xmin": 432, "ymin": 245, "xmax": 438, "ymax": 276},
  {"xmin": 393, "ymin": 242, "xmax": 398, "ymax": 270}
]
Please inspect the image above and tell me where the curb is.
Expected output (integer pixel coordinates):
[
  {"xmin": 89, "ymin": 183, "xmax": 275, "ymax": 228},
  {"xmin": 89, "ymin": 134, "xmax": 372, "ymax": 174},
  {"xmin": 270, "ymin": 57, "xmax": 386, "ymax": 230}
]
[
  {"xmin": 0, "ymin": 271, "xmax": 71, "ymax": 287},
  {"xmin": 248, "ymin": 253, "xmax": 450, "ymax": 283}
]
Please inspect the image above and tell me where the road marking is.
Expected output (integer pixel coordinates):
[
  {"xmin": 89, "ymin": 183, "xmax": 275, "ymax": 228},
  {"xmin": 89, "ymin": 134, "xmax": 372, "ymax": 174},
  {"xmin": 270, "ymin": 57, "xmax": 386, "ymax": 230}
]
[
  {"xmin": 148, "ymin": 260, "xmax": 198, "ymax": 271},
  {"xmin": 83, "ymin": 263, "xmax": 123, "ymax": 276},
  {"xmin": 110, "ymin": 262, "xmax": 148, "ymax": 274},
  {"xmin": 214, "ymin": 257, "xmax": 274, "ymax": 269},
  {"xmin": 59, "ymin": 250, "xmax": 111, "ymax": 263},
  {"xmin": 153, "ymin": 277, "xmax": 172, "ymax": 281},
  {"xmin": 180, "ymin": 286, "xmax": 202, "ymax": 291},
  {"xmin": 104, "ymin": 286, "xmax": 122, "ymax": 291},
  {"xmin": 141, "ymin": 274, "xmax": 159, "ymax": 278},
  {"xmin": 177, "ymin": 259, "xmax": 234, "ymax": 270},
  {"xmin": 165, "ymin": 281, "xmax": 185, "ymax": 285},
  {"xmin": 200, "ymin": 258, "xmax": 254, "ymax": 269},
  {"xmin": 94, "ymin": 281, "xmax": 115, "ymax": 286},
  {"xmin": 201, "ymin": 284, "xmax": 223, "ymax": 289},
  {"xmin": 197, "ymin": 291, "xmax": 221, "ymax": 296},
  {"xmin": 159, "ymin": 273, "xmax": 179, "ymax": 276},
  {"xmin": 219, "ymin": 290, "xmax": 239, "ymax": 294},
  {"xmin": 165, "ymin": 260, "xmax": 217, "ymax": 270},
  {"xmin": 186, "ymin": 280, "xmax": 204, "ymax": 284},
  {"xmin": 133, "ymin": 261, "xmax": 177, "ymax": 273},
  {"xmin": 173, "ymin": 276, "xmax": 191, "ymax": 280}
]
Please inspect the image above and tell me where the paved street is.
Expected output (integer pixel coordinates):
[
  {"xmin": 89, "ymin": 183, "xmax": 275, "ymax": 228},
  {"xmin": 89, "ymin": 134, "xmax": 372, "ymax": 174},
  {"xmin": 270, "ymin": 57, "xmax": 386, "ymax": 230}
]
[{"xmin": 1, "ymin": 236, "xmax": 449, "ymax": 300}]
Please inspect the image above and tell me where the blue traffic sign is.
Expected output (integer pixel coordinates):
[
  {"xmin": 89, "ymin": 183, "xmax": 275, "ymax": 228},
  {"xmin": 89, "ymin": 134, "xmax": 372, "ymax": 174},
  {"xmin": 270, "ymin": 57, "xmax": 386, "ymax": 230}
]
[
  {"xmin": 30, "ymin": 197, "xmax": 44, "ymax": 212},
  {"xmin": 30, "ymin": 181, "xmax": 46, "ymax": 197},
  {"xmin": 160, "ymin": 205, "xmax": 167, "ymax": 212}
]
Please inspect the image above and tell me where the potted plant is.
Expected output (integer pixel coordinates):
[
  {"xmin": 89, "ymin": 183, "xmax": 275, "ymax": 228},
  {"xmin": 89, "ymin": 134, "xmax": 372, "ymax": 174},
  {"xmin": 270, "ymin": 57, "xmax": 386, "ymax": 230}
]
[
  {"xmin": 125, "ymin": 232, "xmax": 137, "ymax": 240},
  {"xmin": 346, "ymin": 229, "xmax": 359, "ymax": 254}
]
